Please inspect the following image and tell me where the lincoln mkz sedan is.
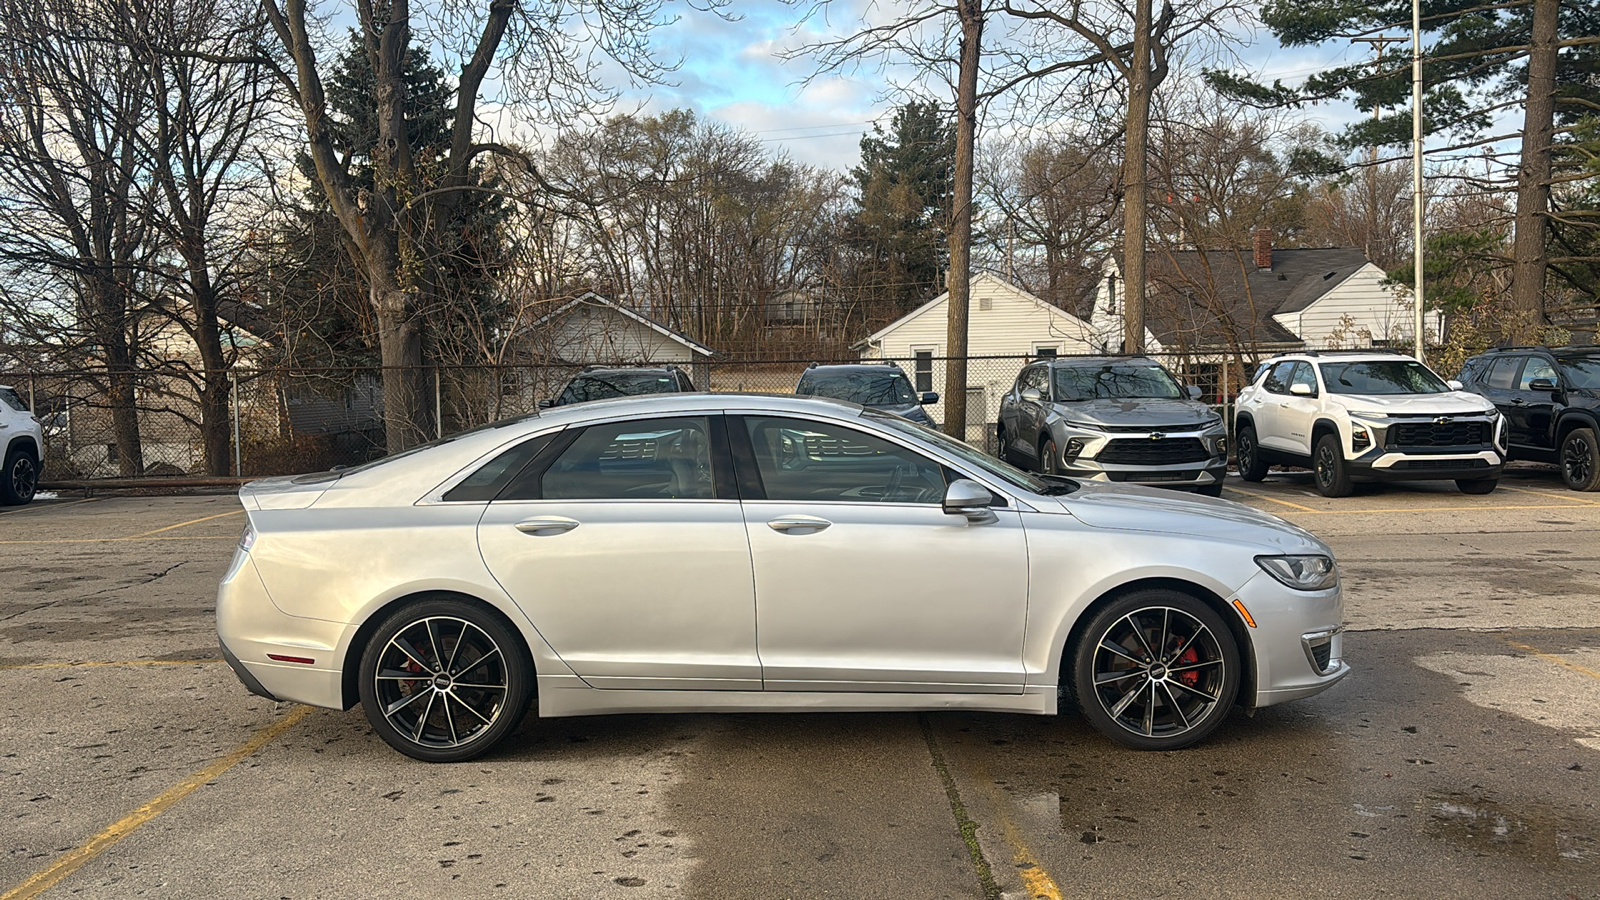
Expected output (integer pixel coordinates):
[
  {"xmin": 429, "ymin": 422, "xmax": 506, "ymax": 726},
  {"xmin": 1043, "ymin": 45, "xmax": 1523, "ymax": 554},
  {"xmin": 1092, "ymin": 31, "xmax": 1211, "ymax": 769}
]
[{"xmin": 218, "ymin": 394, "xmax": 1348, "ymax": 762}]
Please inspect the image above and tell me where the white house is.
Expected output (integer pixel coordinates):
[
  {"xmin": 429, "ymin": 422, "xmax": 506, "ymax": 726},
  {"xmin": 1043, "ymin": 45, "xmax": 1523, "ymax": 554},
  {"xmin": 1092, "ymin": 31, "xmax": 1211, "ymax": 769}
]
[
  {"xmin": 853, "ymin": 273, "xmax": 1098, "ymax": 443},
  {"xmin": 527, "ymin": 291, "xmax": 715, "ymax": 390}
]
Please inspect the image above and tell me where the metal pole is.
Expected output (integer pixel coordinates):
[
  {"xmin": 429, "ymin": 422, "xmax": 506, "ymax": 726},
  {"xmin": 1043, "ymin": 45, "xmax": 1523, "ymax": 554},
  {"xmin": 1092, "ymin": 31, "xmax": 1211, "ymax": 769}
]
[
  {"xmin": 434, "ymin": 366, "xmax": 443, "ymax": 440},
  {"xmin": 230, "ymin": 370, "xmax": 242, "ymax": 477},
  {"xmin": 1412, "ymin": 1, "xmax": 1427, "ymax": 364}
]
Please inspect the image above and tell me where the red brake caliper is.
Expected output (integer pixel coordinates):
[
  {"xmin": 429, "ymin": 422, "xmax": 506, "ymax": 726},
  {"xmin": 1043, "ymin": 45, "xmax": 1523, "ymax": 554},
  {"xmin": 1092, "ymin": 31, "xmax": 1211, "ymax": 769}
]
[{"xmin": 1176, "ymin": 645, "xmax": 1201, "ymax": 686}]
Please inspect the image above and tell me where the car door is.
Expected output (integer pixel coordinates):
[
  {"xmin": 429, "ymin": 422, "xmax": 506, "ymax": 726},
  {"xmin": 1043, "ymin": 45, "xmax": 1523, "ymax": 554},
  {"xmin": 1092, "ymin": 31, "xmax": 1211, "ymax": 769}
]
[
  {"xmin": 1251, "ymin": 361, "xmax": 1299, "ymax": 453},
  {"xmin": 1477, "ymin": 356, "xmax": 1523, "ymax": 426},
  {"xmin": 475, "ymin": 415, "xmax": 761, "ymax": 690},
  {"xmin": 730, "ymin": 413, "xmax": 1029, "ymax": 693},
  {"xmin": 1277, "ymin": 361, "xmax": 1322, "ymax": 456},
  {"xmin": 1507, "ymin": 356, "xmax": 1560, "ymax": 450},
  {"xmin": 1013, "ymin": 365, "xmax": 1050, "ymax": 461}
]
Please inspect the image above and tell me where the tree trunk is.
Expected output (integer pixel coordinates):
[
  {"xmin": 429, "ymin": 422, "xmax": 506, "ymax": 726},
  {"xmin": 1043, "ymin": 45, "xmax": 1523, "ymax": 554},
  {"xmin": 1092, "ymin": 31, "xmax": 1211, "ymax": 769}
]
[
  {"xmin": 944, "ymin": 0, "xmax": 983, "ymax": 441},
  {"xmin": 1121, "ymin": 0, "xmax": 1153, "ymax": 355},
  {"xmin": 370, "ymin": 261, "xmax": 432, "ymax": 450},
  {"xmin": 1509, "ymin": 0, "xmax": 1558, "ymax": 335},
  {"xmin": 97, "ymin": 307, "xmax": 144, "ymax": 476}
]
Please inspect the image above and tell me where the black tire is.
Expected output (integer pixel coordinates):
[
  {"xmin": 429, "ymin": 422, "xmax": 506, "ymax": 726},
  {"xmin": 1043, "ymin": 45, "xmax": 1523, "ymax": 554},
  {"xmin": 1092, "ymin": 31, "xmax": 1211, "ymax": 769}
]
[
  {"xmin": 1456, "ymin": 477, "xmax": 1498, "ymax": 495},
  {"xmin": 1195, "ymin": 482, "xmax": 1224, "ymax": 498},
  {"xmin": 1, "ymin": 446, "xmax": 38, "ymax": 506},
  {"xmin": 1235, "ymin": 424, "xmax": 1267, "ymax": 482},
  {"xmin": 1040, "ymin": 436, "xmax": 1060, "ymax": 475},
  {"xmin": 1560, "ymin": 427, "xmax": 1600, "ymax": 492},
  {"xmin": 1312, "ymin": 433, "xmax": 1353, "ymax": 498},
  {"xmin": 1069, "ymin": 589, "xmax": 1240, "ymax": 750},
  {"xmin": 996, "ymin": 422, "xmax": 1010, "ymax": 465},
  {"xmin": 358, "ymin": 598, "xmax": 534, "ymax": 763}
]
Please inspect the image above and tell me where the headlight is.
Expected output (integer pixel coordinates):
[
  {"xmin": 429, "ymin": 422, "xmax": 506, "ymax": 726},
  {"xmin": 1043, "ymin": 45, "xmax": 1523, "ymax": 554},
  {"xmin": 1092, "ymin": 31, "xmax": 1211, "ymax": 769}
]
[
  {"xmin": 1255, "ymin": 554, "xmax": 1338, "ymax": 591},
  {"xmin": 1485, "ymin": 408, "xmax": 1501, "ymax": 421},
  {"xmin": 1346, "ymin": 410, "xmax": 1386, "ymax": 420},
  {"xmin": 1060, "ymin": 419, "xmax": 1105, "ymax": 431}
]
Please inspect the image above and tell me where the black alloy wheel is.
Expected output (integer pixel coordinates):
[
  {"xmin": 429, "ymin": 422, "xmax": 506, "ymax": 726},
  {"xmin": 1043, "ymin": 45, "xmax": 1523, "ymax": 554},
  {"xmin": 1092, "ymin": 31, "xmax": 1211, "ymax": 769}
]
[
  {"xmin": 1041, "ymin": 437, "xmax": 1060, "ymax": 475},
  {"xmin": 1235, "ymin": 426, "xmax": 1266, "ymax": 482},
  {"xmin": 1562, "ymin": 427, "xmax": 1600, "ymax": 492},
  {"xmin": 1, "ymin": 448, "xmax": 37, "ymax": 505},
  {"xmin": 1313, "ymin": 434, "xmax": 1353, "ymax": 498},
  {"xmin": 358, "ymin": 598, "xmax": 533, "ymax": 762},
  {"xmin": 1071, "ymin": 589, "xmax": 1240, "ymax": 750}
]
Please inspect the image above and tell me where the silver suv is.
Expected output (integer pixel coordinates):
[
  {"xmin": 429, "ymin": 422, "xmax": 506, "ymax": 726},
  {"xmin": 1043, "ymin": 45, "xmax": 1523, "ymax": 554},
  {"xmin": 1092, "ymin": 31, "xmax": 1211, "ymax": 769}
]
[
  {"xmin": 997, "ymin": 357, "xmax": 1228, "ymax": 495},
  {"xmin": 1234, "ymin": 351, "xmax": 1505, "ymax": 497},
  {"xmin": 0, "ymin": 385, "xmax": 41, "ymax": 505}
]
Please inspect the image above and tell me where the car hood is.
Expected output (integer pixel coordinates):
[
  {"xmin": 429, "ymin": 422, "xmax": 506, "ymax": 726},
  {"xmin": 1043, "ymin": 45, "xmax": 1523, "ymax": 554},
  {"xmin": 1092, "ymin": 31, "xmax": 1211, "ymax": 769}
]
[
  {"xmin": 1048, "ymin": 480, "xmax": 1327, "ymax": 554},
  {"xmin": 1050, "ymin": 398, "xmax": 1219, "ymax": 428},
  {"xmin": 1334, "ymin": 392, "xmax": 1494, "ymax": 415},
  {"xmin": 871, "ymin": 402, "xmax": 930, "ymax": 421}
]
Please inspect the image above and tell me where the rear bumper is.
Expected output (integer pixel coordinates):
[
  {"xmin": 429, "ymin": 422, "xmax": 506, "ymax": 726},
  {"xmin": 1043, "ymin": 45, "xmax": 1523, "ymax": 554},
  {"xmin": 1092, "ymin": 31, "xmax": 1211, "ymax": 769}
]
[{"xmin": 216, "ymin": 551, "xmax": 352, "ymax": 709}]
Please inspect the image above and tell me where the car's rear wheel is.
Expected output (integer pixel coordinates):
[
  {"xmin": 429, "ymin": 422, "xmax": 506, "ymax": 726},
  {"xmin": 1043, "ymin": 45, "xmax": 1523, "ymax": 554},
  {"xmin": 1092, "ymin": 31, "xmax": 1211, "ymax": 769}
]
[
  {"xmin": 1, "ymin": 446, "xmax": 38, "ymax": 505},
  {"xmin": 358, "ymin": 598, "xmax": 533, "ymax": 762},
  {"xmin": 1235, "ymin": 425, "xmax": 1267, "ymax": 482},
  {"xmin": 1561, "ymin": 427, "xmax": 1600, "ymax": 492},
  {"xmin": 1456, "ymin": 477, "xmax": 1498, "ymax": 495},
  {"xmin": 1313, "ymin": 434, "xmax": 1353, "ymax": 497},
  {"xmin": 1070, "ymin": 589, "xmax": 1240, "ymax": 750}
]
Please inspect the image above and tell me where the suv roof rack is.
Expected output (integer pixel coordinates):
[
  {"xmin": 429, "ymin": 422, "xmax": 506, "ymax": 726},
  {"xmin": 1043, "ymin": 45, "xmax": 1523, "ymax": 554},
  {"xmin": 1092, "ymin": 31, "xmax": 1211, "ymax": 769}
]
[{"xmin": 1487, "ymin": 344, "xmax": 1549, "ymax": 352}]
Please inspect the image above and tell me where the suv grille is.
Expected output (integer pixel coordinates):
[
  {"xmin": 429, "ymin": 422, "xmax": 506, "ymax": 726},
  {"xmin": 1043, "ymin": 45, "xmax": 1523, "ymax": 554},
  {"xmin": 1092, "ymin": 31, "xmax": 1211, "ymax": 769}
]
[
  {"xmin": 1096, "ymin": 437, "xmax": 1211, "ymax": 465},
  {"xmin": 1388, "ymin": 421, "xmax": 1489, "ymax": 448}
]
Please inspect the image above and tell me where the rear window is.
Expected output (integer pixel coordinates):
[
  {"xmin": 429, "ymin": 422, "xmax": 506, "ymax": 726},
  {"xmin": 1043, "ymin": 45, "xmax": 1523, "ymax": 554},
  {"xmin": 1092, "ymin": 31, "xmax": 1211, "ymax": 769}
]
[{"xmin": 0, "ymin": 387, "xmax": 26, "ymax": 412}]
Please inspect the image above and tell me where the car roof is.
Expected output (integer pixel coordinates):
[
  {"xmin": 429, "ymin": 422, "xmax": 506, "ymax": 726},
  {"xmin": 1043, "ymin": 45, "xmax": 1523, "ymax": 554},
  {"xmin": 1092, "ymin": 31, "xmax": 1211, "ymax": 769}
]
[
  {"xmin": 534, "ymin": 391, "xmax": 866, "ymax": 423},
  {"xmin": 572, "ymin": 366, "xmax": 680, "ymax": 375},
  {"xmin": 1042, "ymin": 356, "xmax": 1164, "ymax": 368},
  {"xmin": 1474, "ymin": 345, "xmax": 1599, "ymax": 358},
  {"xmin": 1270, "ymin": 351, "xmax": 1415, "ymax": 364},
  {"xmin": 802, "ymin": 363, "xmax": 906, "ymax": 374}
]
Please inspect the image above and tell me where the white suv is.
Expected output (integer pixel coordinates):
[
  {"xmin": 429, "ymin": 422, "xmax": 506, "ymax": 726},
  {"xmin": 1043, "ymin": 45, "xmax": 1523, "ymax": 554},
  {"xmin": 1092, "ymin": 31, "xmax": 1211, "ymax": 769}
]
[
  {"xmin": 0, "ymin": 385, "xmax": 42, "ymax": 505},
  {"xmin": 1234, "ymin": 352, "xmax": 1505, "ymax": 497}
]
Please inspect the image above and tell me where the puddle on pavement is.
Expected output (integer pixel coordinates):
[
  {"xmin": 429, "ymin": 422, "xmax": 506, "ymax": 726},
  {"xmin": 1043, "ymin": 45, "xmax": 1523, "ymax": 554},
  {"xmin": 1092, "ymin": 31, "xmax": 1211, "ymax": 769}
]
[{"xmin": 1425, "ymin": 793, "xmax": 1597, "ymax": 865}]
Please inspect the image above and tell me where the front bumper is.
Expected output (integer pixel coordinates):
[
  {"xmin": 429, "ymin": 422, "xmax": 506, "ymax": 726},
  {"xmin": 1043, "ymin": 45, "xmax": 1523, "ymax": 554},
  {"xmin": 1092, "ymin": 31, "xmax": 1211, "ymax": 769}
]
[
  {"xmin": 1229, "ymin": 571, "xmax": 1349, "ymax": 708},
  {"xmin": 1054, "ymin": 422, "xmax": 1229, "ymax": 490},
  {"xmin": 1346, "ymin": 448, "xmax": 1504, "ymax": 482},
  {"xmin": 1065, "ymin": 457, "xmax": 1228, "ymax": 489}
]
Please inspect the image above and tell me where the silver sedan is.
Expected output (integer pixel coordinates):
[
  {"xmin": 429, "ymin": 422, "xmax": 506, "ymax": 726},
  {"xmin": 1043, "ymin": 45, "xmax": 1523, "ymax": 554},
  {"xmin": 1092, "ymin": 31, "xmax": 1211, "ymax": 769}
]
[{"xmin": 217, "ymin": 394, "xmax": 1348, "ymax": 762}]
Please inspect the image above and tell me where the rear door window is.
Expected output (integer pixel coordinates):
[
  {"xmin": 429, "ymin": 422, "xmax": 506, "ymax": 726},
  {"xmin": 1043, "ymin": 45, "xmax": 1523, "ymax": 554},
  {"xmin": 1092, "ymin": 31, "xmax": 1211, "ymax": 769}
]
[{"xmin": 1484, "ymin": 357, "xmax": 1522, "ymax": 390}]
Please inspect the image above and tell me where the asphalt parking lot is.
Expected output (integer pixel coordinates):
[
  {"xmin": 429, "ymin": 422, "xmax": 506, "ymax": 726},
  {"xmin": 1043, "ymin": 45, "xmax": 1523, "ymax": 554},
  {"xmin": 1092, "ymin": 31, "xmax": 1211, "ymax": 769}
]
[{"xmin": 3, "ymin": 468, "xmax": 1599, "ymax": 899}]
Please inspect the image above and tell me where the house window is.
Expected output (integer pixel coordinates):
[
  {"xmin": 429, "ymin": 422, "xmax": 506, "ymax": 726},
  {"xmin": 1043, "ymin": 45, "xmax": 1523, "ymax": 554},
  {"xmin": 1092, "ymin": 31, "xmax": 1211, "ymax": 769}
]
[
  {"xmin": 979, "ymin": 296, "xmax": 993, "ymax": 311},
  {"xmin": 1034, "ymin": 345, "xmax": 1058, "ymax": 360},
  {"xmin": 913, "ymin": 349, "xmax": 934, "ymax": 393}
]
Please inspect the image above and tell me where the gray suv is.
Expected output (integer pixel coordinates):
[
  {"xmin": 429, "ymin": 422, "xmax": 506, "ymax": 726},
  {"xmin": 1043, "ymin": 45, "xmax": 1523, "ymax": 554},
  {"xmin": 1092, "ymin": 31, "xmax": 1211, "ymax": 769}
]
[
  {"xmin": 998, "ymin": 357, "xmax": 1228, "ymax": 495},
  {"xmin": 794, "ymin": 363, "xmax": 938, "ymax": 426}
]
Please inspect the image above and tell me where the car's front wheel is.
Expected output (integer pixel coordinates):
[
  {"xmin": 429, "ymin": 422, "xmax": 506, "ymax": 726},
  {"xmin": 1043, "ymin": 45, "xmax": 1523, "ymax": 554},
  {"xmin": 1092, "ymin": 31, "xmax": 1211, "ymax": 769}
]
[
  {"xmin": 1561, "ymin": 427, "xmax": 1600, "ymax": 492},
  {"xmin": 1040, "ymin": 436, "xmax": 1061, "ymax": 475},
  {"xmin": 358, "ymin": 598, "xmax": 534, "ymax": 762},
  {"xmin": 1235, "ymin": 425, "xmax": 1267, "ymax": 482},
  {"xmin": 1070, "ymin": 589, "xmax": 1240, "ymax": 750},
  {"xmin": 1313, "ymin": 434, "xmax": 1353, "ymax": 497},
  {"xmin": 1, "ymin": 446, "xmax": 38, "ymax": 505},
  {"xmin": 1456, "ymin": 477, "xmax": 1498, "ymax": 495}
]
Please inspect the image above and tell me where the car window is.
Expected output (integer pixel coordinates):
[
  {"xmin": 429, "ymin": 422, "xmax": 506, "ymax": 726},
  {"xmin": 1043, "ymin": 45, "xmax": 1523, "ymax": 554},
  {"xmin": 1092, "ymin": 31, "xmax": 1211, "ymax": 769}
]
[
  {"xmin": 1518, "ymin": 357, "xmax": 1558, "ymax": 390},
  {"xmin": 558, "ymin": 371, "xmax": 677, "ymax": 405},
  {"xmin": 1289, "ymin": 362, "xmax": 1319, "ymax": 395},
  {"xmin": 509, "ymin": 417, "xmax": 715, "ymax": 501},
  {"xmin": 1484, "ymin": 357, "xmax": 1521, "ymax": 390},
  {"xmin": 443, "ymin": 433, "xmax": 557, "ymax": 502},
  {"xmin": 796, "ymin": 369, "xmax": 916, "ymax": 406},
  {"xmin": 0, "ymin": 387, "xmax": 26, "ymax": 412},
  {"xmin": 1559, "ymin": 356, "xmax": 1600, "ymax": 389},
  {"xmin": 741, "ymin": 416, "xmax": 947, "ymax": 504},
  {"xmin": 1262, "ymin": 361, "xmax": 1296, "ymax": 395}
]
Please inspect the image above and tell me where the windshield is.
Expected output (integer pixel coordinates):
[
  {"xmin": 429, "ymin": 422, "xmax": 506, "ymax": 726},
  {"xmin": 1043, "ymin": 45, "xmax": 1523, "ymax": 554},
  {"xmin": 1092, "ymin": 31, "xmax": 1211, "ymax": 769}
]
[
  {"xmin": 1320, "ymin": 361, "xmax": 1449, "ymax": 395},
  {"xmin": 558, "ymin": 371, "xmax": 676, "ymax": 405},
  {"xmin": 865, "ymin": 410, "xmax": 1073, "ymax": 495},
  {"xmin": 1051, "ymin": 364, "xmax": 1183, "ymax": 401},
  {"xmin": 1558, "ymin": 356, "xmax": 1600, "ymax": 389},
  {"xmin": 798, "ymin": 370, "xmax": 916, "ymax": 407}
]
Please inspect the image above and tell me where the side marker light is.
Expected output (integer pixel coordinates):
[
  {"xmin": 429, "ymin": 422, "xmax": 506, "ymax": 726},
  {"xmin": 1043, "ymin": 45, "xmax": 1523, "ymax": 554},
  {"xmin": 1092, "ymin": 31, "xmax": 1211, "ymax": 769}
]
[
  {"xmin": 267, "ymin": 654, "xmax": 315, "ymax": 665},
  {"xmin": 1231, "ymin": 599, "xmax": 1258, "ymax": 628}
]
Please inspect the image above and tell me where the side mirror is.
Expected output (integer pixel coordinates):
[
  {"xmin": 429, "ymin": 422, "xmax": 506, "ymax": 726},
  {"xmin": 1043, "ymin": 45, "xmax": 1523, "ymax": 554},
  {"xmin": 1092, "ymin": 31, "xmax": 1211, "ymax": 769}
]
[
  {"xmin": 1528, "ymin": 378, "xmax": 1557, "ymax": 392},
  {"xmin": 537, "ymin": 399, "xmax": 555, "ymax": 409},
  {"xmin": 1446, "ymin": 379, "xmax": 1464, "ymax": 391},
  {"xmin": 920, "ymin": 391, "xmax": 940, "ymax": 405},
  {"xmin": 1020, "ymin": 387, "xmax": 1042, "ymax": 403},
  {"xmin": 1186, "ymin": 384, "xmax": 1202, "ymax": 401},
  {"xmin": 942, "ymin": 478, "xmax": 998, "ymax": 525},
  {"xmin": 1289, "ymin": 383, "xmax": 1314, "ymax": 397}
]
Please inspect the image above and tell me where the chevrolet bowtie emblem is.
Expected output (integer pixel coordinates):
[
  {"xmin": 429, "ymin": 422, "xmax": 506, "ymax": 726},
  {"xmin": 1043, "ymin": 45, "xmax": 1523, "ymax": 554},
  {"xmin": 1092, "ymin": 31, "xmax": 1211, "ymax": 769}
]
[
  {"xmin": 1149, "ymin": 432, "xmax": 1165, "ymax": 441},
  {"xmin": 1434, "ymin": 416, "xmax": 1453, "ymax": 425}
]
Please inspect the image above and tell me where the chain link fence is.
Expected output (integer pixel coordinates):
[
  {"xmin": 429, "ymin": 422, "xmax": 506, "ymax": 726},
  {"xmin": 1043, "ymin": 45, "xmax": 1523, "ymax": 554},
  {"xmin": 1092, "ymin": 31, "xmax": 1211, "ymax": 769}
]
[{"xmin": 1, "ymin": 352, "xmax": 1256, "ymax": 481}]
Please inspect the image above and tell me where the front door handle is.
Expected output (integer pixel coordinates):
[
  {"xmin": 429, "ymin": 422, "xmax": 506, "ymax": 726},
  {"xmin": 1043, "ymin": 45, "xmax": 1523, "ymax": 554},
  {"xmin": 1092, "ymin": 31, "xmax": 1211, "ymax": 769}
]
[
  {"xmin": 1511, "ymin": 398, "xmax": 1526, "ymax": 406},
  {"xmin": 767, "ymin": 515, "xmax": 831, "ymax": 534},
  {"xmin": 515, "ymin": 516, "xmax": 580, "ymax": 536}
]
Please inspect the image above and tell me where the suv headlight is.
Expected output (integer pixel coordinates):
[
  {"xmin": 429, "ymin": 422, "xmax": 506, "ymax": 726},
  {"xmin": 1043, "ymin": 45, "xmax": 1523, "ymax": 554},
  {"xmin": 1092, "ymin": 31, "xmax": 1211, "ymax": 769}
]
[
  {"xmin": 1255, "ymin": 554, "xmax": 1338, "ymax": 591},
  {"xmin": 1060, "ymin": 419, "xmax": 1105, "ymax": 431}
]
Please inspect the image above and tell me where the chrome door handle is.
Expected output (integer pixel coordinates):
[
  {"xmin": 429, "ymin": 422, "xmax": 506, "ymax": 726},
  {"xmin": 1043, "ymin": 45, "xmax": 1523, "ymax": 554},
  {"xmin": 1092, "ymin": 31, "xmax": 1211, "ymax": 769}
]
[
  {"xmin": 767, "ymin": 515, "xmax": 831, "ymax": 534},
  {"xmin": 1510, "ymin": 398, "xmax": 1526, "ymax": 406},
  {"xmin": 514, "ymin": 516, "xmax": 580, "ymax": 536}
]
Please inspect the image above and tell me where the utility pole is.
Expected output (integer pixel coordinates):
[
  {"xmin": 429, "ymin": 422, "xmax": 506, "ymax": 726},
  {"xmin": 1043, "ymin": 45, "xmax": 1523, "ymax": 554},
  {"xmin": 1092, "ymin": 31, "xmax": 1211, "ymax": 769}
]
[
  {"xmin": 1350, "ymin": 36, "xmax": 1406, "ymax": 266},
  {"xmin": 1411, "ymin": 0, "xmax": 1427, "ymax": 364}
]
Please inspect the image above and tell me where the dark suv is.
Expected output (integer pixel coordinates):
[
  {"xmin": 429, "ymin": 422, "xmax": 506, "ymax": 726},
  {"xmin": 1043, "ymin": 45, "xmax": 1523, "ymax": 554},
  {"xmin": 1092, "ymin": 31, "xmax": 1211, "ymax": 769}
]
[
  {"xmin": 543, "ymin": 365, "xmax": 696, "ymax": 408},
  {"xmin": 1457, "ymin": 345, "xmax": 1600, "ymax": 491},
  {"xmin": 794, "ymin": 362, "xmax": 938, "ymax": 426}
]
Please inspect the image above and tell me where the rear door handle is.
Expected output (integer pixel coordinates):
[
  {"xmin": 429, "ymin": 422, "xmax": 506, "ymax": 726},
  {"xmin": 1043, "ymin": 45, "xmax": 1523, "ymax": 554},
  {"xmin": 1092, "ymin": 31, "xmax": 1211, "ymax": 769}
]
[
  {"xmin": 515, "ymin": 516, "xmax": 580, "ymax": 536},
  {"xmin": 768, "ymin": 515, "xmax": 831, "ymax": 534}
]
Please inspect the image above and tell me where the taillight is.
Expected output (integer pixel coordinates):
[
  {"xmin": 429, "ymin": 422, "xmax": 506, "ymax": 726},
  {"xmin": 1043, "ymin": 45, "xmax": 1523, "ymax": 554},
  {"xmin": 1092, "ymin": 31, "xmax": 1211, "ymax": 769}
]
[{"xmin": 238, "ymin": 523, "xmax": 256, "ymax": 553}]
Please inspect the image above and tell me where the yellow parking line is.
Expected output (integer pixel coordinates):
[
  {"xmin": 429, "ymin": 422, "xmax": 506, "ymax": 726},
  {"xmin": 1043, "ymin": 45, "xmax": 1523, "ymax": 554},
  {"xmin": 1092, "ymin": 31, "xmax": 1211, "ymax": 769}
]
[
  {"xmin": 963, "ymin": 756, "xmax": 1064, "ymax": 900},
  {"xmin": 1498, "ymin": 485, "xmax": 1600, "ymax": 506},
  {"xmin": 0, "ymin": 535, "xmax": 238, "ymax": 545},
  {"xmin": 0, "ymin": 659, "xmax": 221, "ymax": 671},
  {"xmin": 1272, "ymin": 503, "xmax": 1600, "ymax": 515},
  {"xmin": 1502, "ymin": 638, "xmax": 1600, "ymax": 682},
  {"xmin": 0, "ymin": 705, "xmax": 309, "ymax": 900},
  {"xmin": 1222, "ymin": 485, "xmax": 1318, "ymax": 512},
  {"xmin": 125, "ymin": 509, "xmax": 243, "ymax": 538},
  {"xmin": 0, "ymin": 498, "xmax": 98, "ymax": 517}
]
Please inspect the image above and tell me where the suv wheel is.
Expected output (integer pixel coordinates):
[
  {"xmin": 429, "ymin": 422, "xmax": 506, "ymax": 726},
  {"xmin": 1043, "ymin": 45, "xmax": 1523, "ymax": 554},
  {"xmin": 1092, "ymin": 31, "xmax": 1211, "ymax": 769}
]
[
  {"xmin": 1312, "ymin": 434, "xmax": 1353, "ymax": 498},
  {"xmin": 1235, "ymin": 424, "xmax": 1267, "ymax": 482},
  {"xmin": 1040, "ymin": 437, "xmax": 1060, "ymax": 475},
  {"xmin": 1561, "ymin": 427, "xmax": 1600, "ymax": 492},
  {"xmin": 1, "ymin": 446, "xmax": 38, "ymax": 505},
  {"xmin": 1456, "ymin": 478, "xmax": 1498, "ymax": 495}
]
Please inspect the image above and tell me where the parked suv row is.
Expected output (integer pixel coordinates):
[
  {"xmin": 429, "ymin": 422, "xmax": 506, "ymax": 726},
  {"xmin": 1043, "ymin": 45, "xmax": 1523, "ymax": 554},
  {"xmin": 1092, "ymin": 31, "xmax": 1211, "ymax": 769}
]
[
  {"xmin": 1456, "ymin": 345, "xmax": 1600, "ymax": 491},
  {"xmin": 1234, "ymin": 351, "xmax": 1504, "ymax": 497}
]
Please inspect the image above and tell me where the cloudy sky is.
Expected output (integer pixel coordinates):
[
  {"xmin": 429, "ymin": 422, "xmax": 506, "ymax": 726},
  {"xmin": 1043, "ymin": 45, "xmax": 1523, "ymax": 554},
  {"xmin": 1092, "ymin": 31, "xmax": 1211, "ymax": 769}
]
[{"xmin": 609, "ymin": 0, "xmax": 1384, "ymax": 171}]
